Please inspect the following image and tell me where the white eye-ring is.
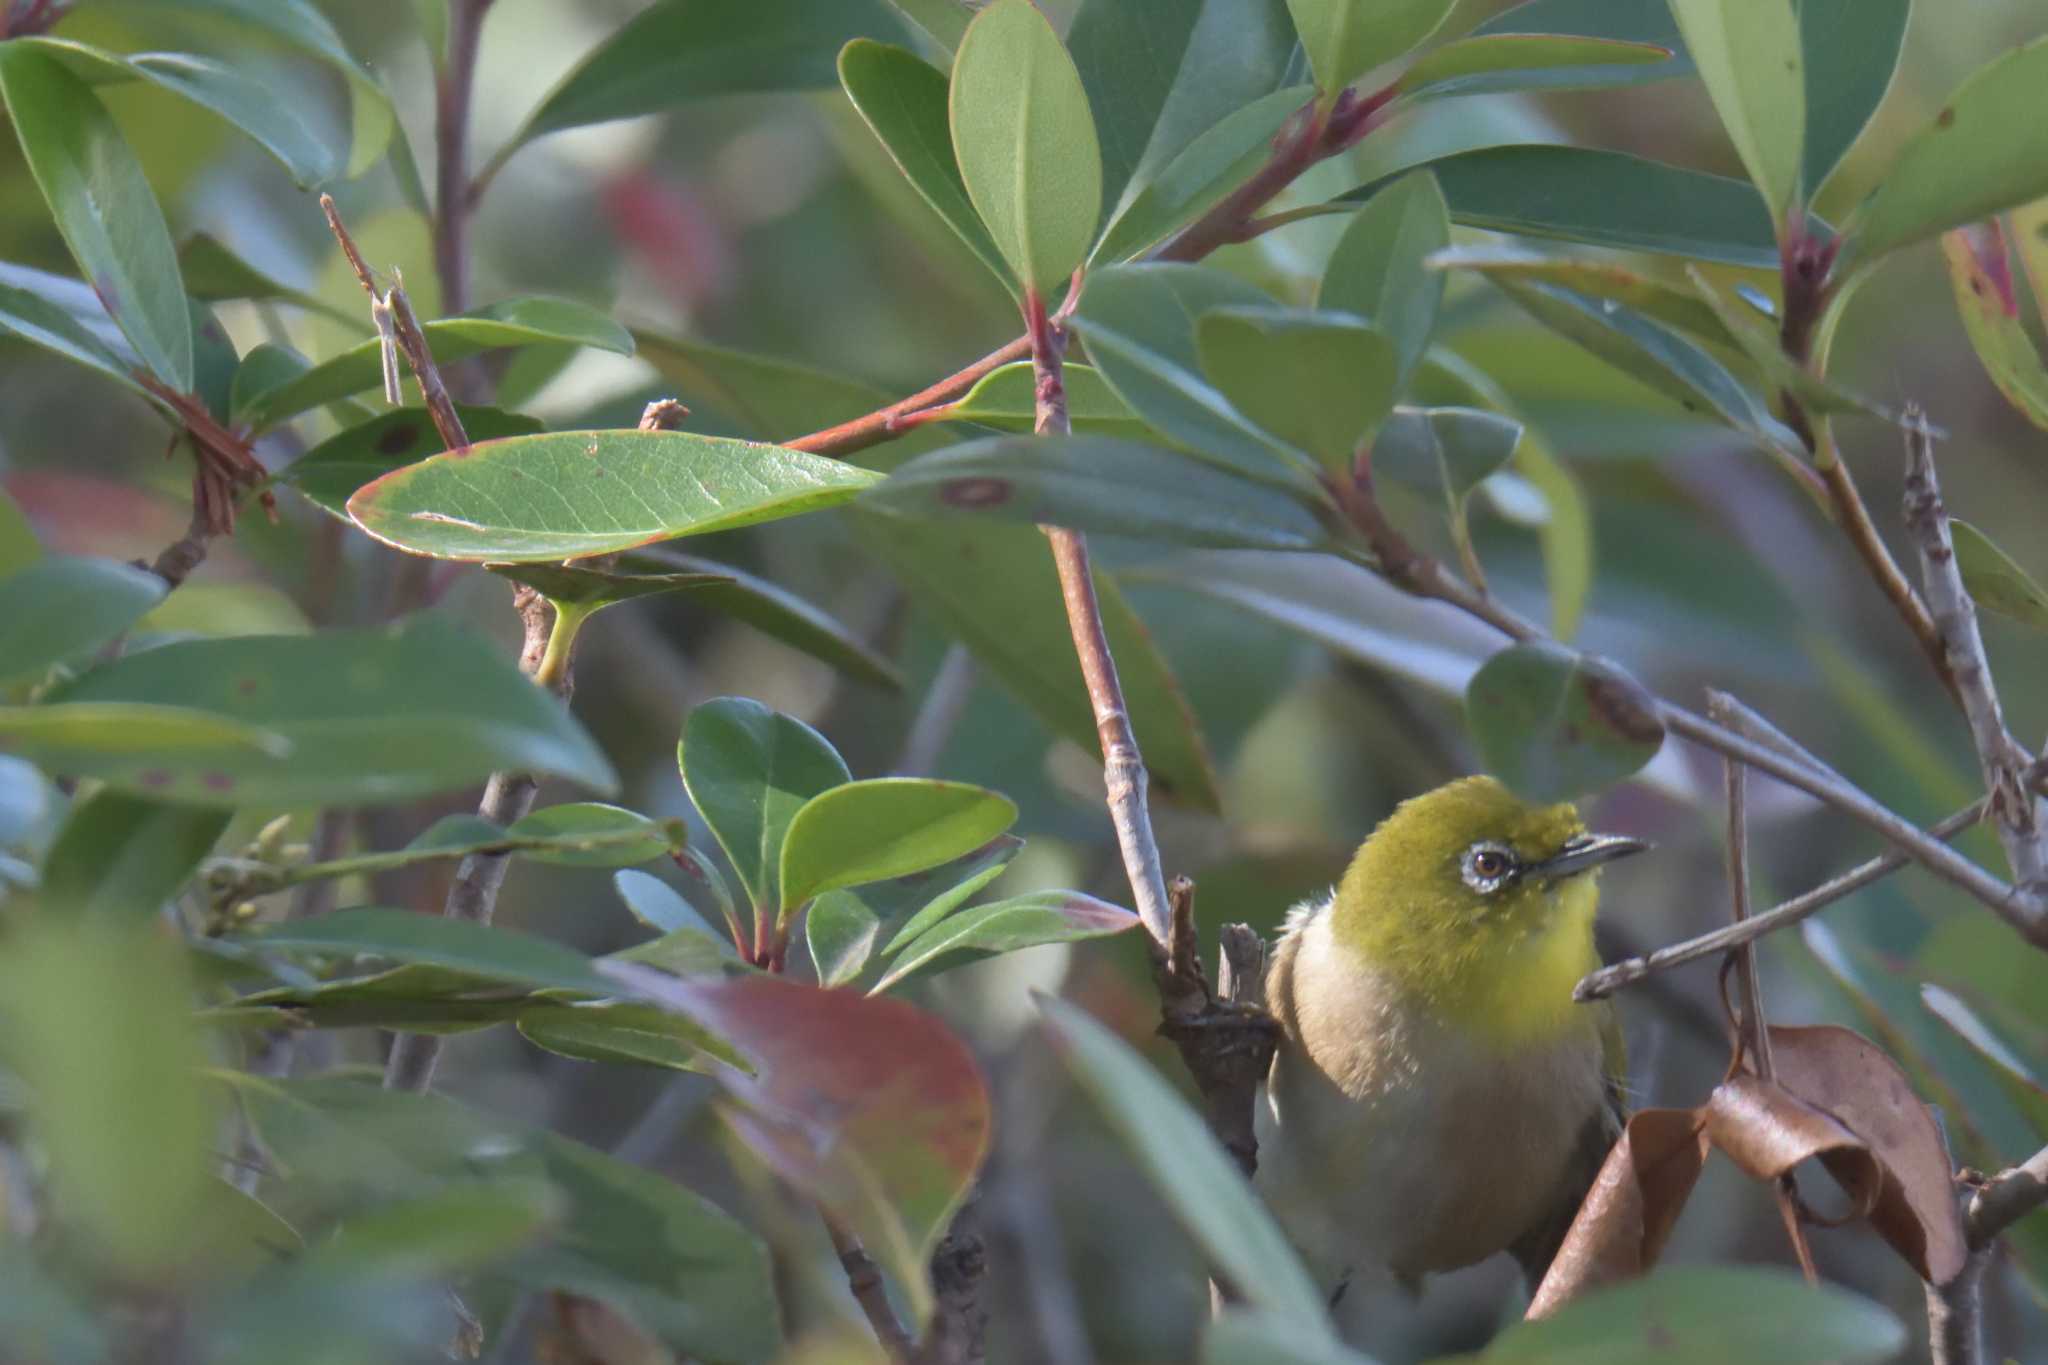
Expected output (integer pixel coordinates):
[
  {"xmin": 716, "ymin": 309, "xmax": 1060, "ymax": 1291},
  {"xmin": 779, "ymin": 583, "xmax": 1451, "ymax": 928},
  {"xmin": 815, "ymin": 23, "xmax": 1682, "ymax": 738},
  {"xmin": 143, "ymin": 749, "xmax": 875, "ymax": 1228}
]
[{"xmin": 1461, "ymin": 841, "xmax": 1519, "ymax": 894}]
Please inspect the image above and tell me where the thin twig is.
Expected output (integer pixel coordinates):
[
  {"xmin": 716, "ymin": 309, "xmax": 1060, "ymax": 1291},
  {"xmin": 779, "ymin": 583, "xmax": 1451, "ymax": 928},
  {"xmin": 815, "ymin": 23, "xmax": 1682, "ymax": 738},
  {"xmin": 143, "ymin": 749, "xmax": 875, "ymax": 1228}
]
[
  {"xmin": 1966, "ymin": 1143, "xmax": 2048, "ymax": 1248},
  {"xmin": 824, "ymin": 1211, "xmax": 916, "ymax": 1365},
  {"xmin": 1901, "ymin": 407, "xmax": 2047, "ymax": 894},
  {"xmin": 434, "ymin": 0, "xmax": 496, "ymax": 323}
]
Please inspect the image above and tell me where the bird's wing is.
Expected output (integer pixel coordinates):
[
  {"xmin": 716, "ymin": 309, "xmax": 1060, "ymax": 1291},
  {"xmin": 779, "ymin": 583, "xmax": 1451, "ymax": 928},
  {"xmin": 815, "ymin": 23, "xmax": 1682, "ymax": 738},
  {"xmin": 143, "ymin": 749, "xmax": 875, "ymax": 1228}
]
[{"xmin": 1508, "ymin": 1000, "xmax": 1627, "ymax": 1290}]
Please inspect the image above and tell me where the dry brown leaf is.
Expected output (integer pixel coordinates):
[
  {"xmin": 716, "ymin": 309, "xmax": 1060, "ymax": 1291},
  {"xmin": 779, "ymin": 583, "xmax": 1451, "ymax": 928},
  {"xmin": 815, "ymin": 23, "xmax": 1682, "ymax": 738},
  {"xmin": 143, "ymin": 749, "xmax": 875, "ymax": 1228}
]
[
  {"xmin": 1703, "ymin": 1071, "xmax": 1885, "ymax": 1218},
  {"xmin": 1768, "ymin": 1023, "xmax": 1969, "ymax": 1285},
  {"xmin": 1527, "ymin": 1107, "xmax": 1708, "ymax": 1318},
  {"xmin": 535, "ymin": 1293, "xmax": 678, "ymax": 1365}
]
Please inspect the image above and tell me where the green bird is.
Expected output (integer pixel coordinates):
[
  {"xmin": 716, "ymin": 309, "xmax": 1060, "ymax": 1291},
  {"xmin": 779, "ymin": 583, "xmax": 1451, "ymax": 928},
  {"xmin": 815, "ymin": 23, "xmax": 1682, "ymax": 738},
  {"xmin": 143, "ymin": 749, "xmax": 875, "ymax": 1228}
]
[{"xmin": 1256, "ymin": 775, "xmax": 1646, "ymax": 1306}]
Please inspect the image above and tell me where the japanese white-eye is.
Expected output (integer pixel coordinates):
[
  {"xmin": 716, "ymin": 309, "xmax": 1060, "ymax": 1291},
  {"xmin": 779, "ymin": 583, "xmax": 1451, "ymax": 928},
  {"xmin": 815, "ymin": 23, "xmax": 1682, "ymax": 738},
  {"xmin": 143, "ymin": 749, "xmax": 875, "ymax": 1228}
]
[{"xmin": 1255, "ymin": 775, "xmax": 1646, "ymax": 1307}]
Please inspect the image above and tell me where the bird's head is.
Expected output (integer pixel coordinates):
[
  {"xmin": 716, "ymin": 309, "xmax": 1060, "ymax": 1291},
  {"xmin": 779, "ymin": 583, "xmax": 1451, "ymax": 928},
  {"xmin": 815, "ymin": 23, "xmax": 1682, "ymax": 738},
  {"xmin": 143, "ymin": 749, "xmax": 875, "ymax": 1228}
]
[{"xmin": 1329, "ymin": 775, "xmax": 1646, "ymax": 1031}]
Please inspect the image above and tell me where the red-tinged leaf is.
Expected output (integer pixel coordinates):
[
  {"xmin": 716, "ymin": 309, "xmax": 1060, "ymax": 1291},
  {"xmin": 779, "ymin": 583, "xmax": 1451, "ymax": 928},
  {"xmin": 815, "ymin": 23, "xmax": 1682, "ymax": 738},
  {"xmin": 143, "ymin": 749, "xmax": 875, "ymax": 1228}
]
[
  {"xmin": 598, "ymin": 963, "xmax": 989, "ymax": 1323},
  {"xmin": 1941, "ymin": 220, "xmax": 2048, "ymax": 428},
  {"xmin": 1528, "ymin": 1107, "xmax": 1707, "ymax": 1318}
]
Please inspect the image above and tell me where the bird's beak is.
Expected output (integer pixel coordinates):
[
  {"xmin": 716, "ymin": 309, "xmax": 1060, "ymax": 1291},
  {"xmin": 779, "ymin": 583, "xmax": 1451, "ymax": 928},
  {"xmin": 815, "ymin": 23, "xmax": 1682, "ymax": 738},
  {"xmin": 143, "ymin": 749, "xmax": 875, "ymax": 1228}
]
[{"xmin": 1535, "ymin": 833, "xmax": 1649, "ymax": 882}]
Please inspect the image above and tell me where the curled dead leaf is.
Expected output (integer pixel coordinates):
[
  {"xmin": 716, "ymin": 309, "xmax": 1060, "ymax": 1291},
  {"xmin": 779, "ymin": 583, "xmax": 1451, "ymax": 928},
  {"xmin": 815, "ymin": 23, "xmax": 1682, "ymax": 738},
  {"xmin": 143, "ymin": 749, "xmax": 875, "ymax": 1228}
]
[
  {"xmin": 1703, "ymin": 1072, "xmax": 1884, "ymax": 1224},
  {"xmin": 1528, "ymin": 1107, "xmax": 1707, "ymax": 1318}
]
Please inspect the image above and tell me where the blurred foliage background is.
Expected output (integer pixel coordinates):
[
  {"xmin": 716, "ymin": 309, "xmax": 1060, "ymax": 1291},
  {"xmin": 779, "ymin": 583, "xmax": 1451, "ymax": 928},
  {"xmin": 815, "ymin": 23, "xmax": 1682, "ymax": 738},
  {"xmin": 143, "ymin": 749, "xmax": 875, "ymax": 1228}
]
[{"xmin": 3, "ymin": 0, "xmax": 2047, "ymax": 1360}]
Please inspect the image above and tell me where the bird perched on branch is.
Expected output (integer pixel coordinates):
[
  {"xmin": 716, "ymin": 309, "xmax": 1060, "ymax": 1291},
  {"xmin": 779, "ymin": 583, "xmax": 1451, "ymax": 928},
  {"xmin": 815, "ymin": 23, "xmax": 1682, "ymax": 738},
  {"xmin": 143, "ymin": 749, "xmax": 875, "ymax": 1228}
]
[{"xmin": 1255, "ymin": 775, "xmax": 1645, "ymax": 1309}]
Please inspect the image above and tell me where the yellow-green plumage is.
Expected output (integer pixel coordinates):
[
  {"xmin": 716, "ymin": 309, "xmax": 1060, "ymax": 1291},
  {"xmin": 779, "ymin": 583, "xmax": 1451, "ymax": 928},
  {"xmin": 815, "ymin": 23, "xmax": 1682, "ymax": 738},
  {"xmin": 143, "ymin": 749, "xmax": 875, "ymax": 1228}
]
[{"xmin": 1256, "ymin": 776, "xmax": 1639, "ymax": 1309}]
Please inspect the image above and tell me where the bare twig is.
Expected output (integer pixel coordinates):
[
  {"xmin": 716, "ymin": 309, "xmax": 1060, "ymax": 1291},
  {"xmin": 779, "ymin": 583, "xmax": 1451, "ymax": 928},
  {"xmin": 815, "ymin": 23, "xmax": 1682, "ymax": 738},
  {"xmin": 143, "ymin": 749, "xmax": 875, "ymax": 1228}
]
[
  {"xmin": 917, "ymin": 1194, "xmax": 988, "ymax": 1365},
  {"xmin": 1965, "ymin": 1144, "xmax": 2048, "ymax": 1248},
  {"xmin": 434, "ymin": 0, "xmax": 496, "ymax": 327},
  {"xmin": 1928, "ymin": 1142, "xmax": 2048, "ymax": 1365},
  {"xmin": 145, "ymin": 504, "xmax": 213, "ymax": 589},
  {"xmin": 1901, "ymin": 407, "xmax": 2047, "ymax": 895},
  {"xmin": 824, "ymin": 1212, "xmax": 916, "ymax": 1365},
  {"xmin": 321, "ymin": 195, "xmax": 470, "ymax": 454}
]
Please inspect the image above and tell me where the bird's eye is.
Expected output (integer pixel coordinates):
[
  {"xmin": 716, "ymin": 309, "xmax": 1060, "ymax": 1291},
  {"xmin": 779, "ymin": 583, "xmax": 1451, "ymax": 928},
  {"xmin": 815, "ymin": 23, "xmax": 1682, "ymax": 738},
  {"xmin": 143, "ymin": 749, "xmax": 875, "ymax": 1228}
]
[{"xmin": 1461, "ymin": 842, "xmax": 1518, "ymax": 893}]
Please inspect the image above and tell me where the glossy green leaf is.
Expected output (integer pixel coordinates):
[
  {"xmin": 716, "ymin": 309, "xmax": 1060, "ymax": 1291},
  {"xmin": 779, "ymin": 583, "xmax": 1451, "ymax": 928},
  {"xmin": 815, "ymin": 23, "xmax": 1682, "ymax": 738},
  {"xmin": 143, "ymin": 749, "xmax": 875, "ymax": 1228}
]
[
  {"xmin": 1337, "ymin": 146, "xmax": 1797, "ymax": 268},
  {"xmin": 0, "ymin": 555, "xmax": 165, "ymax": 688},
  {"xmin": 0, "ymin": 44, "xmax": 192, "ymax": 390},
  {"xmin": 219, "ymin": 963, "xmax": 535, "ymax": 1034},
  {"xmin": 178, "ymin": 232, "xmax": 362, "ymax": 329},
  {"xmin": 601, "ymin": 966, "xmax": 989, "ymax": 1324},
  {"xmin": 950, "ymin": 0, "xmax": 1103, "ymax": 295},
  {"xmin": 514, "ymin": 0, "xmax": 907, "ymax": 144},
  {"xmin": 503, "ymin": 803, "xmax": 676, "ymax": 868},
  {"xmin": 857, "ymin": 513, "xmax": 1222, "ymax": 811},
  {"xmin": 346, "ymin": 429, "xmax": 879, "ymax": 562},
  {"xmin": 1668, "ymin": 0, "xmax": 1806, "ymax": 224},
  {"xmin": 487, "ymin": 563, "xmax": 728, "ymax": 614},
  {"xmin": 39, "ymin": 791, "xmax": 228, "ymax": 920},
  {"xmin": 1070, "ymin": 263, "xmax": 1321, "ymax": 487},
  {"xmin": 0, "ymin": 266, "xmax": 148, "ymax": 395},
  {"xmin": 1941, "ymin": 223, "xmax": 2048, "ymax": 429},
  {"xmin": 1093, "ymin": 84, "xmax": 1312, "ymax": 264},
  {"xmin": 634, "ymin": 331, "xmax": 930, "ymax": 451},
  {"xmin": 615, "ymin": 866, "xmax": 737, "ymax": 949},
  {"xmin": 1427, "ymin": 245, "xmax": 1739, "ymax": 350},
  {"xmin": 1285, "ymin": 0, "xmax": 1453, "ymax": 96},
  {"xmin": 807, "ymin": 892, "xmax": 881, "ymax": 988},
  {"xmin": 0, "ymin": 704, "xmax": 292, "ymax": 796},
  {"xmin": 1799, "ymin": 0, "xmax": 1908, "ymax": 193},
  {"xmin": 1372, "ymin": 406, "xmax": 1523, "ymax": 521},
  {"xmin": 241, "ymin": 298, "xmax": 632, "ymax": 431},
  {"xmin": 187, "ymin": 299, "xmax": 238, "ymax": 424},
  {"xmin": 1477, "ymin": 1264, "xmax": 1903, "ymax": 1363},
  {"xmin": 781, "ymin": 778, "xmax": 1018, "ymax": 911},
  {"xmin": 40, "ymin": 617, "xmax": 615, "ymax": 805},
  {"xmin": 227, "ymin": 343, "xmax": 310, "ymax": 427},
  {"xmin": 868, "ymin": 434, "xmax": 1340, "ymax": 552},
  {"xmin": 517, "ymin": 1001, "xmax": 736, "ymax": 1074},
  {"xmin": 1489, "ymin": 278, "xmax": 1802, "ymax": 456},
  {"xmin": 1465, "ymin": 641, "xmax": 1665, "ymax": 801},
  {"xmin": 20, "ymin": 37, "xmax": 342, "ymax": 188},
  {"xmin": 125, "ymin": 0, "xmax": 398, "ymax": 178},
  {"xmin": 873, "ymin": 836, "xmax": 1023, "ymax": 952},
  {"xmin": 1950, "ymin": 520, "xmax": 2048, "ymax": 631},
  {"xmin": 1197, "ymin": 307, "xmax": 1399, "ymax": 472},
  {"xmin": 237, "ymin": 907, "xmax": 617, "ymax": 997},
  {"xmin": 1469, "ymin": 0, "xmax": 1692, "ymax": 90},
  {"xmin": 621, "ymin": 547, "xmax": 904, "ymax": 690},
  {"xmin": 1844, "ymin": 37, "xmax": 2048, "ymax": 267},
  {"xmin": 1041, "ymin": 995, "xmax": 1329, "ymax": 1322},
  {"xmin": 1319, "ymin": 171, "xmax": 1449, "ymax": 381},
  {"xmin": 1921, "ymin": 984, "xmax": 2048, "ymax": 1121},
  {"xmin": 1684, "ymin": 265, "xmax": 1895, "ymax": 421},
  {"xmin": 1070, "ymin": 0, "xmax": 1297, "ymax": 228},
  {"xmin": 0, "ymin": 920, "xmax": 215, "ymax": 1279},
  {"xmin": 284, "ymin": 406, "xmax": 544, "ymax": 516},
  {"xmin": 679, "ymin": 697, "xmax": 850, "ymax": 917},
  {"xmin": 841, "ymin": 40, "xmax": 1011, "ymax": 289},
  {"xmin": 948, "ymin": 361, "xmax": 1147, "ymax": 436},
  {"xmin": 873, "ymin": 890, "xmax": 1137, "ymax": 992},
  {"xmin": 1203, "ymin": 1310, "xmax": 1379, "ymax": 1365},
  {"xmin": 1396, "ymin": 34, "xmax": 1670, "ymax": 101},
  {"xmin": 0, "ymin": 487, "xmax": 34, "ymax": 579}
]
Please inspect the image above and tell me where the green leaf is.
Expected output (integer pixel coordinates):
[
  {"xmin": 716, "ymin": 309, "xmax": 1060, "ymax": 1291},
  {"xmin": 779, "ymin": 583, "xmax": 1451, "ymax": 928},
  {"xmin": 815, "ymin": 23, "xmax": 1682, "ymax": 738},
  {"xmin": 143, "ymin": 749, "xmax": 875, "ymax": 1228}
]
[
  {"xmin": 40, "ymin": 617, "xmax": 615, "ymax": 806},
  {"xmin": 345, "ymin": 429, "xmax": 879, "ymax": 562},
  {"xmin": 219, "ymin": 964, "xmax": 534, "ymax": 1034},
  {"xmin": 1470, "ymin": 0, "xmax": 1692, "ymax": 91},
  {"xmin": 1489, "ymin": 278, "xmax": 1801, "ymax": 456},
  {"xmin": 950, "ymin": 0, "xmax": 1103, "ymax": 296},
  {"xmin": 1464, "ymin": 641, "xmax": 1665, "ymax": 801},
  {"xmin": 1069, "ymin": 0, "xmax": 1297, "ymax": 228},
  {"xmin": 503, "ymin": 803, "xmax": 676, "ymax": 868},
  {"xmin": 1950, "ymin": 519, "xmax": 2048, "ymax": 631},
  {"xmin": 875, "ymin": 836, "xmax": 1024, "ymax": 951},
  {"xmin": 0, "ymin": 264, "xmax": 149, "ymax": 396},
  {"xmin": 1940, "ymin": 223, "xmax": 2048, "ymax": 429},
  {"xmin": 1920, "ymin": 984, "xmax": 2048, "ymax": 1129},
  {"xmin": 0, "ymin": 44, "xmax": 192, "ymax": 390},
  {"xmin": 1285, "ymin": 0, "xmax": 1454, "ymax": 96},
  {"xmin": 634, "ymin": 330, "xmax": 932, "ymax": 451},
  {"xmin": 1372, "ymin": 406, "xmax": 1523, "ymax": 528},
  {"xmin": 0, "ymin": 486, "xmax": 34, "ymax": 579},
  {"xmin": 513, "ymin": 0, "xmax": 907, "ymax": 145},
  {"xmin": 1093, "ymin": 84, "xmax": 1312, "ymax": 264},
  {"xmin": 781, "ymin": 778, "xmax": 1018, "ymax": 911},
  {"xmin": 840, "ymin": 40, "xmax": 1012, "ymax": 290},
  {"xmin": 1197, "ymin": 307, "xmax": 1399, "ymax": 472},
  {"xmin": 517, "ymin": 1001, "xmax": 737, "ymax": 1074},
  {"xmin": 1319, "ymin": 171, "xmax": 1450, "ymax": 382},
  {"xmin": 856, "ymin": 512, "xmax": 1222, "ymax": 811},
  {"xmin": 1477, "ymin": 1264, "xmax": 1903, "ymax": 1363},
  {"xmin": 1844, "ymin": 37, "xmax": 2048, "ymax": 267},
  {"xmin": 1427, "ymin": 245, "xmax": 1739, "ymax": 350},
  {"xmin": 947, "ymin": 361, "xmax": 1147, "ymax": 436},
  {"xmin": 1338, "ymin": 146, "xmax": 1800, "ymax": 267},
  {"xmin": 305, "ymin": 1179, "xmax": 559, "ymax": 1279},
  {"xmin": 1203, "ymin": 1310, "xmax": 1381, "ymax": 1365},
  {"xmin": 1668, "ymin": 0, "xmax": 1806, "ymax": 225},
  {"xmin": 39, "ymin": 791, "xmax": 228, "ymax": 919},
  {"xmin": 679, "ymin": 697, "xmax": 850, "ymax": 917},
  {"xmin": 873, "ymin": 890, "xmax": 1137, "ymax": 992},
  {"xmin": 0, "ymin": 703, "xmax": 293, "ymax": 795},
  {"xmin": 0, "ymin": 555, "xmax": 165, "ymax": 689},
  {"xmin": 1070, "ymin": 263, "xmax": 1321, "ymax": 487},
  {"xmin": 124, "ymin": 0, "xmax": 398, "ymax": 179},
  {"xmin": 487, "ymin": 563, "xmax": 728, "ymax": 614},
  {"xmin": 237, "ymin": 907, "xmax": 618, "ymax": 997},
  {"xmin": 1684, "ymin": 265, "xmax": 1897, "ymax": 421},
  {"xmin": 868, "ymin": 434, "xmax": 1342, "ymax": 552},
  {"xmin": 1798, "ymin": 0, "xmax": 1908, "ymax": 194},
  {"xmin": 241, "ymin": 298, "xmax": 633, "ymax": 431},
  {"xmin": 228, "ymin": 343, "xmax": 311, "ymax": 426},
  {"xmin": 19, "ymin": 37, "xmax": 343, "ymax": 188},
  {"xmin": 188, "ymin": 299, "xmax": 238, "ymax": 425},
  {"xmin": 283, "ymin": 406, "xmax": 545, "ymax": 517},
  {"xmin": 615, "ymin": 866, "xmax": 737, "ymax": 948},
  {"xmin": 807, "ymin": 892, "xmax": 881, "ymax": 988},
  {"xmin": 179, "ymin": 232, "xmax": 363, "ymax": 329},
  {"xmin": 621, "ymin": 547, "xmax": 905, "ymax": 690},
  {"xmin": 601, "ymin": 967, "xmax": 989, "ymax": 1325},
  {"xmin": 1040, "ymin": 995, "xmax": 1329, "ymax": 1322},
  {"xmin": 0, "ymin": 920, "xmax": 215, "ymax": 1278},
  {"xmin": 888, "ymin": 0, "xmax": 973, "ymax": 52},
  {"xmin": 1395, "ymin": 33, "xmax": 1671, "ymax": 100}
]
